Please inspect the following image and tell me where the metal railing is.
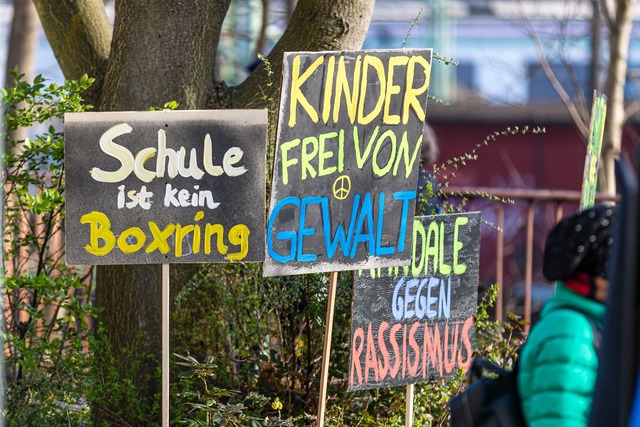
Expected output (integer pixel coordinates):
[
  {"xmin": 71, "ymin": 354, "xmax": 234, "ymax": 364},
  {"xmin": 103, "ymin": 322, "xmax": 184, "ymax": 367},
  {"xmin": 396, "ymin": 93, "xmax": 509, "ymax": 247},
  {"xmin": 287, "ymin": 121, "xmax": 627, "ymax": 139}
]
[
  {"xmin": 2, "ymin": 184, "xmax": 619, "ymax": 345},
  {"xmin": 440, "ymin": 186, "xmax": 619, "ymax": 330}
]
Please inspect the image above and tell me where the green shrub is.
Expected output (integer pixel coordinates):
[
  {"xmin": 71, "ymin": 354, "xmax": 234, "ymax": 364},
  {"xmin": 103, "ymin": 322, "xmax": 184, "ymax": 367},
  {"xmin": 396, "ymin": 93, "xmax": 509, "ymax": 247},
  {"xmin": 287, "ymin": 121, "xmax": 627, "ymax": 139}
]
[
  {"xmin": 172, "ymin": 353, "xmax": 300, "ymax": 426},
  {"xmin": 1, "ymin": 72, "xmax": 527, "ymax": 426},
  {"xmin": 85, "ymin": 325, "xmax": 161, "ymax": 426},
  {"xmin": 172, "ymin": 263, "xmax": 345, "ymax": 417},
  {"xmin": 2, "ymin": 72, "xmax": 97, "ymax": 425}
]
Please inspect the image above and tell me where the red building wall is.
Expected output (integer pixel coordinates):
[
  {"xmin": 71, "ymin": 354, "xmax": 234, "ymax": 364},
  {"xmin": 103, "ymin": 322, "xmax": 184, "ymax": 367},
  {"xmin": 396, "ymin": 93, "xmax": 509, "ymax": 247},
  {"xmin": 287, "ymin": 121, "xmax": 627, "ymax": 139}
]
[
  {"xmin": 429, "ymin": 105, "xmax": 638, "ymax": 191},
  {"xmin": 427, "ymin": 106, "xmax": 639, "ymax": 314}
]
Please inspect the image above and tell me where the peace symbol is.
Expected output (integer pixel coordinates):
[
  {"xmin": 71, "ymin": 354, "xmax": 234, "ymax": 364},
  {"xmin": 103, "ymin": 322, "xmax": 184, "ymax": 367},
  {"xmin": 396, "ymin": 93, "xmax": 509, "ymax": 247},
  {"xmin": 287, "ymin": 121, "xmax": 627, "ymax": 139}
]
[{"xmin": 333, "ymin": 175, "xmax": 351, "ymax": 200}]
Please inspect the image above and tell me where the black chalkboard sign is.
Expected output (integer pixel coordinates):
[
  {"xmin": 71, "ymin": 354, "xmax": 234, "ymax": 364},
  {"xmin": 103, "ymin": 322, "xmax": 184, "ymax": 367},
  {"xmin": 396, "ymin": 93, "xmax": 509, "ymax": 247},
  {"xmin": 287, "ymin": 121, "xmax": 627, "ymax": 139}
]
[
  {"xmin": 264, "ymin": 49, "xmax": 433, "ymax": 277},
  {"xmin": 64, "ymin": 110, "xmax": 268, "ymax": 265},
  {"xmin": 349, "ymin": 212, "xmax": 481, "ymax": 391}
]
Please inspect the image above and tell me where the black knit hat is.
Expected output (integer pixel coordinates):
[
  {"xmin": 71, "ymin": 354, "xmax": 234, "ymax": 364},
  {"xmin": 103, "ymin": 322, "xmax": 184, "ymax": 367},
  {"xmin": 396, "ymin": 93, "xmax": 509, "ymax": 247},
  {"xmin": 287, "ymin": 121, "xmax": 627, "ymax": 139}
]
[{"xmin": 543, "ymin": 203, "xmax": 617, "ymax": 281}]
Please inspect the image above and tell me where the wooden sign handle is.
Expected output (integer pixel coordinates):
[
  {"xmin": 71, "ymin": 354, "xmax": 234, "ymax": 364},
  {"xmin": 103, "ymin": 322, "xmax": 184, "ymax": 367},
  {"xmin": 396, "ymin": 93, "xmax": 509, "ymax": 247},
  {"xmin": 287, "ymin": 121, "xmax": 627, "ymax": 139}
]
[
  {"xmin": 162, "ymin": 263, "xmax": 170, "ymax": 426},
  {"xmin": 316, "ymin": 271, "xmax": 338, "ymax": 427},
  {"xmin": 406, "ymin": 384, "xmax": 415, "ymax": 427}
]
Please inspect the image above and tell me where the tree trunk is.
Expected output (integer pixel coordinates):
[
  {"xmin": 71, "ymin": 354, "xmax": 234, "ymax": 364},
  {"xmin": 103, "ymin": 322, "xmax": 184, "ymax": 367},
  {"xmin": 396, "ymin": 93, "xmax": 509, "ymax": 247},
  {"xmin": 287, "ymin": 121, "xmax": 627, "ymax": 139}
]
[
  {"xmin": 5, "ymin": 0, "xmax": 39, "ymax": 148},
  {"xmin": 601, "ymin": 0, "xmax": 633, "ymax": 196},
  {"xmin": 100, "ymin": 0, "xmax": 231, "ymax": 111},
  {"xmin": 93, "ymin": 263, "xmax": 200, "ymax": 426},
  {"xmin": 286, "ymin": 0, "xmax": 297, "ymax": 19},
  {"xmin": 32, "ymin": 0, "xmax": 375, "ymax": 423},
  {"xmin": 93, "ymin": 264, "xmax": 163, "ymax": 426},
  {"xmin": 589, "ymin": 0, "xmax": 601, "ymax": 95},
  {"xmin": 232, "ymin": 0, "xmax": 375, "ymax": 110},
  {"xmin": 32, "ymin": 0, "xmax": 112, "ymax": 106},
  {"xmin": 33, "ymin": 0, "xmax": 376, "ymax": 421},
  {"xmin": 525, "ymin": 0, "xmax": 633, "ymax": 195},
  {"xmin": 5, "ymin": 0, "xmax": 38, "ymax": 88}
]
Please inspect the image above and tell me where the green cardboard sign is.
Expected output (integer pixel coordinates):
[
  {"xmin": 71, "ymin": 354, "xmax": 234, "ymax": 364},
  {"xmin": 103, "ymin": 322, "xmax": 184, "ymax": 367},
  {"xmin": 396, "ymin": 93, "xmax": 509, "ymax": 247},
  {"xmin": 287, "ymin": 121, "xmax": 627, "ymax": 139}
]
[{"xmin": 580, "ymin": 92, "xmax": 607, "ymax": 210}]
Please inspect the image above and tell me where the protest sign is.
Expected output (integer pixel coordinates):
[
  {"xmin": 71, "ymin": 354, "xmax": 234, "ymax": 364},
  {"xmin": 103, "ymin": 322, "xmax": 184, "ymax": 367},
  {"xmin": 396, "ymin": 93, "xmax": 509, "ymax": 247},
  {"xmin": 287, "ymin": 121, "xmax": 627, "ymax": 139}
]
[
  {"xmin": 64, "ymin": 109, "xmax": 268, "ymax": 265},
  {"xmin": 580, "ymin": 91, "xmax": 607, "ymax": 210},
  {"xmin": 349, "ymin": 212, "xmax": 481, "ymax": 391},
  {"xmin": 264, "ymin": 49, "xmax": 433, "ymax": 277}
]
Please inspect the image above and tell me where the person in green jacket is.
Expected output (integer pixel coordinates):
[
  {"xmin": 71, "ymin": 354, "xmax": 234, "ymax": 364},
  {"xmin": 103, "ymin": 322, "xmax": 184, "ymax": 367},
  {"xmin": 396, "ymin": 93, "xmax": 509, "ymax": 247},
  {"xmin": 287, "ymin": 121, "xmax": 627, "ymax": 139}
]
[{"xmin": 517, "ymin": 203, "xmax": 616, "ymax": 427}]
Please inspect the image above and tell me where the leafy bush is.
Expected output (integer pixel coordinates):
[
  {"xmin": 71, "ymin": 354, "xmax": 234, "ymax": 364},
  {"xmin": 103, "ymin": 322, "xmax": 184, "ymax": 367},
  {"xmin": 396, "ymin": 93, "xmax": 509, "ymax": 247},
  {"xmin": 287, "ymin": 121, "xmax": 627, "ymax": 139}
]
[
  {"xmin": 172, "ymin": 263, "xmax": 346, "ymax": 416},
  {"xmin": 87, "ymin": 325, "xmax": 161, "ymax": 426},
  {"xmin": 1, "ymin": 72, "xmax": 527, "ymax": 426},
  {"xmin": 173, "ymin": 268, "xmax": 525, "ymax": 427},
  {"xmin": 173, "ymin": 352, "xmax": 300, "ymax": 426},
  {"xmin": 2, "ymin": 72, "xmax": 98, "ymax": 424}
]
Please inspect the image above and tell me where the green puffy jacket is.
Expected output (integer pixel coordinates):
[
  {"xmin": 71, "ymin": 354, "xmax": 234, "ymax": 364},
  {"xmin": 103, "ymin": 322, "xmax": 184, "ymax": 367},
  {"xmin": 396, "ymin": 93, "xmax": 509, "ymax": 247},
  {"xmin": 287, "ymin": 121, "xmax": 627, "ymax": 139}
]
[{"xmin": 517, "ymin": 283, "xmax": 605, "ymax": 427}]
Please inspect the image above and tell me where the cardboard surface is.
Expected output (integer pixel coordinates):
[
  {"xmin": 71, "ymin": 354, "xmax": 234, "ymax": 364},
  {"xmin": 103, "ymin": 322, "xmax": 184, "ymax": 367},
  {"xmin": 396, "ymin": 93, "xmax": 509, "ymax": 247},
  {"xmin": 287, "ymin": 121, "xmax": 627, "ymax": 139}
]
[
  {"xmin": 65, "ymin": 109, "xmax": 268, "ymax": 265},
  {"xmin": 349, "ymin": 213, "xmax": 481, "ymax": 390},
  {"xmin": 264, "ymin": 49, "xmax": 433, "ymax": 276}
]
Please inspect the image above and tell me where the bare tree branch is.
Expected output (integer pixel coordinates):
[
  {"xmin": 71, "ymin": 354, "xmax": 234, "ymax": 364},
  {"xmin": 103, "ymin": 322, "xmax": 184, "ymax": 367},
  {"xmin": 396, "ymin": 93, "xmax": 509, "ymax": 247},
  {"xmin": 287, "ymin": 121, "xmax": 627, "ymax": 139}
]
[
  {"xmin": 590, "ymin": 0, "xmax": 603, "ymax": 93},
  {"xmin": 562, "ymin": 58, "xmax": 590, "ymax": 119},
  {"xmin": 517, "ymin": 1, "xmax": 589, "ymax": 139},
  {"xmin": 255, "ymin": 0, "xmax": 270, "ymax": 57},
  {"xmin": 598, "ymin": 0, "xmax": 615, "ymax": 28}
]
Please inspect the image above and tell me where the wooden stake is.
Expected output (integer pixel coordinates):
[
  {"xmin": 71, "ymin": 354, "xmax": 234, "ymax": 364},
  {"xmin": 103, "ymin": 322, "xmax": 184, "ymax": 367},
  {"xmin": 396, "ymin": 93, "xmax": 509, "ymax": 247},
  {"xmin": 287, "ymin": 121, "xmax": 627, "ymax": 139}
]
[
  {"xmin": 162, "ymin": 263, "xmax": 170, "ymax": 426},
  {"xmin": 316, "ymin": 271, "xmax": 338, "ymax": 427},
  {"xmin": 405, "ymin": 384, "xmax": 415, "ymax": 427}
]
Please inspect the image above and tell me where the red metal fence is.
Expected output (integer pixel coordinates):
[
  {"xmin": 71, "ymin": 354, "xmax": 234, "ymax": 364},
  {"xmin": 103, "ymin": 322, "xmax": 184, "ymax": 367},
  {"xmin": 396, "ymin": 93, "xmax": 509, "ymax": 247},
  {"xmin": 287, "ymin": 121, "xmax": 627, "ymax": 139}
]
[
  {"xmin": 2, "ymin": 185, "xmax": 619, "ymax": 355},
  {"xmin": 442, "ymin": 186, "xmax": 619, "ymax": 330}
]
